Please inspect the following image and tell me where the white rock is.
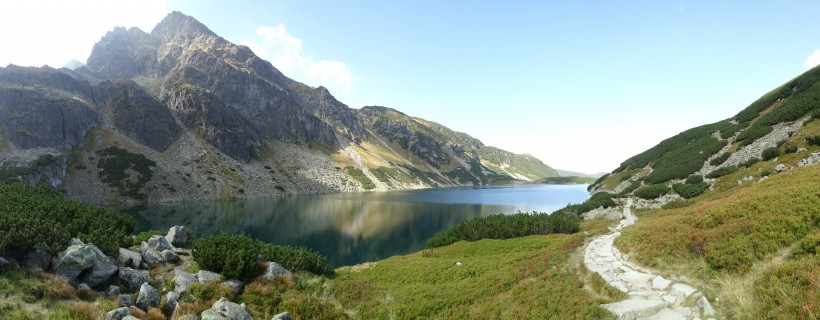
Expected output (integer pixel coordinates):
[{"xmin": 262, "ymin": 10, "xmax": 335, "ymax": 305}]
[
  {"xmin": 698, "ymin": 296, "xmax": 716, "ymax": 316},
  {"xmin": 645, "ymin": 308, "xmax": 685, "ymax": 320},
  {"xmin": 601, "ymin": 298, "xmax": 667, "ymax": 319},
  {"xmin": 670, "ymin": 283, "xmax": 697, "ymax": 301},
  {"xmin": 652, "ymin": 276, "xmax": 672, "ymax": 290}
]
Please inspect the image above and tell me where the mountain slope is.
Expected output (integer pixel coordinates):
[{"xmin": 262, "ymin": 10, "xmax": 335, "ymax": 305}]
[
  {"xmin": 0, "ymin": 12, "xmax": 557, "ymax": 204},
  {"xmin": 586, "ymin": 64, "xmax": 820, "ymax": 319}
]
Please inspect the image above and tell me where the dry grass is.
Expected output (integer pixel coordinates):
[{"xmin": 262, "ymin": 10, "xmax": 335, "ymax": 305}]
[
  {"xmin": 41, "ymin": 273, "xmax": 77, "ymax": 301},
  {"xmin": 145, "ymin": 308, "xmax": 166, "ymax": 320}
]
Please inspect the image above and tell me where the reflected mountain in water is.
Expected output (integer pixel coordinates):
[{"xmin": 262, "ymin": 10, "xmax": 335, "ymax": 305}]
[{"xmin": 121, "ymin": 184, "xmax": 590, "ymax": 266}]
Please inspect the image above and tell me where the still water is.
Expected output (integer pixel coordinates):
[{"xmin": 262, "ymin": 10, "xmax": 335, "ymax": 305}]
[{"xmin": 121, "ymin": 184, "xmax": 590, "ymax": 267}]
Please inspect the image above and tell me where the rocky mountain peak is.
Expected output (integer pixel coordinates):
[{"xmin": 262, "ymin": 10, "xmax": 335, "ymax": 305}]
[{"xmin": 151, "ymin": 11, "xmax": 216, "ymax": 41}]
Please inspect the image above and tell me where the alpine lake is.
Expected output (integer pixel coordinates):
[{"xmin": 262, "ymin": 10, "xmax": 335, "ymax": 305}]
[{"xmin": 120, "ymin": 184, "xmax": 591, "ymax": 267}]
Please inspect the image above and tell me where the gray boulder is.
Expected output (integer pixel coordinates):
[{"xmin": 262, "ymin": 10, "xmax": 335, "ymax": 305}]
[
  {"xmin": 198, "ymin": 270, "xmax": 222, "ymax": 284},
  {"xmin": 201, "ymin": 297, "xmax": 253, "ymax": 320},
  {"xmin": 135, "ymin": 283, "xmax": 160, "ymax": 310},
  {"xmin": 118, "ymin": 248, "xmax": 142, "ymax": 269},
  {"xmin": 141, "ymin": 246, "xmax": 163, "ymax": 265},
  {"xmin": 173, "ymin": 269, "xmax": 198, "ymax": 295},
  {"xmin": 161, "ymin": 249, "xmax": 178, "ymax": 262},
  {"xmin": 53, "ymin": 239, "xmax": 118, "ymax": 287},
  {"xmin": 147, "ymin": 235, "xmax": 173, "ymax": 251},
  {"xmin": 221, "ymin": 279, "xmax": 244, "ymax": 296},
  {"xmin": 105, "ymin": 285, "xmax": 120, "ymax": 297},
  {"xmin": 165, "ymin": 225, "xmax": 190, "ymax": 247},
  {"xmin": 165, "ymin": 291, "xmax": 178, "ymax": 314},
  {"xmin": 262, "ymin": 261, "xmax": 295, "ymax": 283},
  {"xmin": 22, "ymin": 242, "xmax": 52, "ymax": 271},
  {"xmin": 117, "ymin": 294, "xmax": 134, "ymax": 307},
  {"xmin": 53, "ymin": 242, "xmax": 95, "ymax": 285},
  {"xmin": 272, "ymin": 311, "xmax": 292, "ymax": 320},
  {"xmin": 79, "ymin": 245, "xmax": 118, "ymax": 287},
  {"xmin": 106, "ymin": 307, "xmax": 131, "ymax": 320},
  {"xmin": 118, "ymin": 267, "xmax": 150, "ymax": 292}
]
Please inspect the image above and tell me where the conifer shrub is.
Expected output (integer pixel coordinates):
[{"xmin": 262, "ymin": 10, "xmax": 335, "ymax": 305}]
[
  {"xmin": 192, "ymin": 233, "xmax": 260, "ymax": 281},
  {"xmin": 192, "ymin": 233, "xmax": 335, "ymax": 280},
  {"xmin": 807, "ymin": 135, "xmax": 820, "ymax": 146},
  {"xmin": 633, "ymin": 184, "xmax": 670, "ymax": 199},
  {"xmin": 761, "ymin": 147, "xmax": 781, "ymax": 161},
  {"xmin": 736, "ymin": 124, "xmax": 773, "ymax": 146},
  {"xmin": 672, "ymin": 182, "xmax": 709, "ymax": 199},
  {"xmin": 709, "ymin": 153, "xmax": 731, "ymax": 166},
  {"xmin": 685, "ymin": 175, "xmax": 704, "ymax": 184},
  {"xmin": 0, "ymin": 184, "xmax": 134, "ymax": 257},
  {"xmin": 741, "ymin": 157, "xmax": 760, "ymax": 168},
  {"xmin": 425, "ymin": 210, "xmax": 580, "ymax": 248},
  {"xmin": 706, "ymin": 165, "xmax": 738, "ymax": 178}
]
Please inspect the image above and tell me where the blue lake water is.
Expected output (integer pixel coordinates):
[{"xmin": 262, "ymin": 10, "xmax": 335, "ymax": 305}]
[{"xmin": 120, "ymin": 184, "xmax": 590, "ymax": 267}]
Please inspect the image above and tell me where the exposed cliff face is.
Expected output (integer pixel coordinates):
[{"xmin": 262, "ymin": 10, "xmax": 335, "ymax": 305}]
[{"xmin": 0, "ymin": 12, "xmax": 558, "ymax": 204}]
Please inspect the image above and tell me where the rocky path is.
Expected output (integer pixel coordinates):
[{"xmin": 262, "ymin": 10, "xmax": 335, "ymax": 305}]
[{"xmin": 584, "ymin": 199, "xmax": 717, "ymax": 320}]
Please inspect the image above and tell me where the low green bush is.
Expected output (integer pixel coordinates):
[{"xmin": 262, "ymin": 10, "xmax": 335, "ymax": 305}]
[
  {"xmin": 259, "ymin": 244, "xmax": 335, "ymax": 277},
  {"xmin": 709, "ymin": 153, "xmax": 731, "ymax": 166},
  {"xmin": 736, "ymin": 124, "xmax": 773, "ymax": 146},
  {"xmin": 741, "ymin": 157, "xmax": 760, "ymax": 168},
  {"xmin": 192, "ymin": 233, "xmax": 335, "ymax": 281},
  {"xmin": 618, "ymin": 180, "xmax": 642, "ymax": 196},
  {"xmin": 783, "ymin": 144, "xmax": 799, "ymax": 154},
  {"xmin": 425, "ymin": 210, "xmax": 580, "ymax": 248},
  {"xmin": 807, "ymin": 135, "xmax": 820, "ymax": 146},
  {"xmin": 192, "ymin": 233, "xmax": 260, "ymax": 281},
  {"xmin": 0, "ymin": 184, "xmax": 134, "ymax": 257},
  {"xmin": 134, "ymin": 229, "xmax": 165, "ymax": 244},
  {"xmin": 761, "ymin": 147, "xmax": 781, "ymax": 161},
  {"xmin": 558, "ymin": 192, "xmax": 616, "ymax": 215},
  {"xmin": 633, "ymin": 184, "xmax": 670, "ymax": 199},
  {"xmin": 685, "ymin": 175, "xmax": 704, "ymax": 184},
  {"xmin": 673, "ymin": 182, "xmax": 709, "ymax": 199},
  {"xmin": 706, "ymin": 165, "xmax": 738, "ymax": 178},
  {"xmin": 344, "ymin": 167, "xmax": 375, "ymax": 190}
]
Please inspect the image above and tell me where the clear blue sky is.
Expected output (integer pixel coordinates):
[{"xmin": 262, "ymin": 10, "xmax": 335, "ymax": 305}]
[{"xmin": 3, "ymin": 1, "xmax": 820, "ymax": 173}]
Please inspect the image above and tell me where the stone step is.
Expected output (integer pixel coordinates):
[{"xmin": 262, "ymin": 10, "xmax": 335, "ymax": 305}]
[
  {"xmin": 641, "ymin": 308, "xmax": 686, "ymax": 320},
  {"xmin": 601, "ymin": 298, "xmax": 667, "ymax": 320}
]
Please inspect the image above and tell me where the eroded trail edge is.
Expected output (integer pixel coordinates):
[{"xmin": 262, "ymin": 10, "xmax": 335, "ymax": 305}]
[{"xmin": 583, "ymin": 199, "xmax": 717, "ymax": 320}]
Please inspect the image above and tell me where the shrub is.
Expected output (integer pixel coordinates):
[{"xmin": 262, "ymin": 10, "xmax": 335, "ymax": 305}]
[
  {"xmin": 685, "ymin": 175, "xmax": 704, "ymax": 184},
  {"xmin": 557, "ymin": 192, "xmax": 616, "ymax": 215},
  {"xmin": 783, "ymin": 144, "xmax": 799, "ymax": 154},
  {"xmin": 134, "ymin": 229, "xmax": 165, "ymax": 245},
  {"xmin": 344, "ymin": 167, "xmax": 375, "ymax": 190},
  {"xmin": 95, "ymin": 147, "xmax": 156, "ymax": 200},
  {"xmin": 760, "ymin": 147, "xmax": 781, "ymax": 161},
  {"xmin": 736, "ymin": 124, "xmax": 773, "ymax": 146},
  {"xmin": 258, "ymin": 244, "xmax": 335, "ymax": 277},
  {"xmin": 633, "ymin": 184, "xmax": 670, "ymax": 199},
  {"xmin": 425, "ymin": 210, "xmax": 580, "ymax": 248},
  {"xmin": 192, "ymin": 233, "xmax": 261, "ymax": 281},
  {"xmin": 642, "ymin": 136, "xmax": 726, "ymax": 184},
  {"xmin": 807, "ymin": 135, "xmax": 820, "ymax": 146},
  {"xmin": 790, "ymin": 231, "xmax": 819, "ymax": 258},
  {"xmin": 0, "ymin": 184, "xmax": 134, "ymax": 257},
  {"xmin": 709, "ymin": 153, "xmax": 731, "ymax": 166},
  {"xmin": 706, "ymin": 165, "xmax": 738, "ymax": 178},
  {"xmin": 672, "ymin": 182, "xmax": 709, "ymax": 199},
  {"xmin": 619, "ymin": 180, "xmax": 642, "ymax": 196},
  {"xmin": 192, "ymin": 233, "xmax": 335, "ymax": 280},
  {"xmin": 741, "ymin": 157, "xmax": 760, "ymax": 168}
]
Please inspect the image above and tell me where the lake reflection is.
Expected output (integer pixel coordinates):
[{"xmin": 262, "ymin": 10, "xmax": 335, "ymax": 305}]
[{"xmin": 121, "ymin": 184, "xmax": 590, "ymax": 266}]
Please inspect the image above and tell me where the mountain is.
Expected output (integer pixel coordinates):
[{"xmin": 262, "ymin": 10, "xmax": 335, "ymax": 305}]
[
  {"xmin": 582, "ymin": 61, "xmax": 820, "ymax": 320},
  {"xmin": 555, "ymin": 169, "xmax": 606, "ymax": 178},
  {"xmin": 589, "ymin": 65, "xmax": 820, "ymax": 197},
  {"xmin": 0, "ymin": 12, "xmax": 557, "ymax": 204}
]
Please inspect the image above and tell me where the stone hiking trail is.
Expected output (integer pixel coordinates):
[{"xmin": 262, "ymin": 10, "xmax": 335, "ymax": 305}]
[{"xmin": 584, "ymin": 199, "xmax": 717, "ymax": 320}]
